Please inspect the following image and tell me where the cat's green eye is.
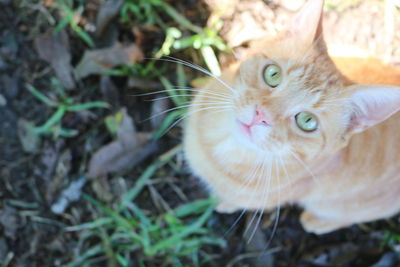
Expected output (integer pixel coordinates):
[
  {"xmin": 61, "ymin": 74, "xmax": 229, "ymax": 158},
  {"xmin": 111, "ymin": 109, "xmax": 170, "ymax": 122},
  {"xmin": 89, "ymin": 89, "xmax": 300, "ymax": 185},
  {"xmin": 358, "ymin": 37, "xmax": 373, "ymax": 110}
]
[
  {"xmin": 295, "ymin": 111, "xmax": 318, "ymax": 132},
  {"xmin": 263, "ymin": 64, "xmax": 282, "ymax": 87}
]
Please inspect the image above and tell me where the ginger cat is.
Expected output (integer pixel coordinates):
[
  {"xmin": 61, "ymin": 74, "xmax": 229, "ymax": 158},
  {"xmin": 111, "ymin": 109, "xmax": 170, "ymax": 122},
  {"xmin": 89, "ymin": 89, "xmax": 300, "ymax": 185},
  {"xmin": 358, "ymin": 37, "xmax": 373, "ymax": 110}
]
[{"xmin": 183, "ymin": 0, "xmax": 400, "ymax": 234}]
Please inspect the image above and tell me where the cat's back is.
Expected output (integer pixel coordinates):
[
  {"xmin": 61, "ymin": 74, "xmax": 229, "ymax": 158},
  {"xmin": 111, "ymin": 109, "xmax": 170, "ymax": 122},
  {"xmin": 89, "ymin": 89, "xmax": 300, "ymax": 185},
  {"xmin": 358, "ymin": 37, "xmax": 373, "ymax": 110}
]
[
  {"xmin": 332, "ymin": 57, "xmax": 400, "ymax": 86},
  {"xmin": 334, "ymin": 57, "xmax": 400, "ymax": 182}
]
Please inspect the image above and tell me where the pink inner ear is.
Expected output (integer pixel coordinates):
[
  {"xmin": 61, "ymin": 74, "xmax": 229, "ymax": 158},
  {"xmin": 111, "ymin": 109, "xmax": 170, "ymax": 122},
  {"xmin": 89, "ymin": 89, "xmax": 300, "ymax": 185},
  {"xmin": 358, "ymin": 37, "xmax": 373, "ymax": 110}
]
[{"xmin": 350, "ymin": 87, "xmax": 400, "ymax": 133}]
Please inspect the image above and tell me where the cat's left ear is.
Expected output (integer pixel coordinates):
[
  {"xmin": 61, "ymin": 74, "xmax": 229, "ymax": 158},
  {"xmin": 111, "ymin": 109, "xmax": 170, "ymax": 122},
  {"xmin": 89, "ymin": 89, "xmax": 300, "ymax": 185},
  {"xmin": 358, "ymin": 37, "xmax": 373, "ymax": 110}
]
[
  {"xmin": 346, "ymin": 85, "xmax": 400, "ymax": 134},
  {"xmin": 281, "ymin": 0, "xmax": 324, "ymax": 51}
]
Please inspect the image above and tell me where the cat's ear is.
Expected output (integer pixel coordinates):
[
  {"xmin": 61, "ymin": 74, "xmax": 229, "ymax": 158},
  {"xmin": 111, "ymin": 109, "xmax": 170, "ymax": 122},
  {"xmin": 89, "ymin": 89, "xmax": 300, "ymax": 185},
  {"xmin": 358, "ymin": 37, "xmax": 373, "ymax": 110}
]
[
  {"xmin": 281, "ymin": 0, "xmax": 324, "ymax": 51},
  {"xmin": 347, "ymin": 85, "xmax": 400, "ymax": 134}
]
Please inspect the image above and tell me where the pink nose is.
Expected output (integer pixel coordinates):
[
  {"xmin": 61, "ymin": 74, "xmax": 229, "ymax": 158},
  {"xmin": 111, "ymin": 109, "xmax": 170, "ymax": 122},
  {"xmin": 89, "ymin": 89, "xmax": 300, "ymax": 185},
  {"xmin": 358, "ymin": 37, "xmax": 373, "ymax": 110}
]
[{"xmin": 253, "ymin": 107, "xmax": 271, "ymax": 126}]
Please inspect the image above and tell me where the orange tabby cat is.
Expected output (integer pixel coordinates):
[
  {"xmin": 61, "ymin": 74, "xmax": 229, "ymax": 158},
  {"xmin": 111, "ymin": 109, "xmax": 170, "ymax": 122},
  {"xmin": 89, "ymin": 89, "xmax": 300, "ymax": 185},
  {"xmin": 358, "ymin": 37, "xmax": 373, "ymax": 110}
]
[{"xmin": 183, "ymin": 0, "xmax": 400, "ymax": 234}]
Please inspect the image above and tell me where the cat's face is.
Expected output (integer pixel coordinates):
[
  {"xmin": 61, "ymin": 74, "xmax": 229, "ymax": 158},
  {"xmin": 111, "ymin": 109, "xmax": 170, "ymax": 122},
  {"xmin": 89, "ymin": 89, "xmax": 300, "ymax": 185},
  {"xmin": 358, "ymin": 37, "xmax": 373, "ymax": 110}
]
[
  {"xmin": 196, "ymin": 0, "xmax": 400, "ymax": 166},
  {"xmin": 227, "ymin": 43, "xmax": 350, "ymax": 161}
]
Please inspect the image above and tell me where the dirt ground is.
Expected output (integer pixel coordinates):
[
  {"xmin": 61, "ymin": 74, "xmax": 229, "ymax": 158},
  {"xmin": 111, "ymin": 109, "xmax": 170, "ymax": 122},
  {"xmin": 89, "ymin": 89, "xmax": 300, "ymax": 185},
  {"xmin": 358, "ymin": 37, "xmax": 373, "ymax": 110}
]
[{"xmin": 1, "ymin": 0, "xmax": 400, "ymax": 266}]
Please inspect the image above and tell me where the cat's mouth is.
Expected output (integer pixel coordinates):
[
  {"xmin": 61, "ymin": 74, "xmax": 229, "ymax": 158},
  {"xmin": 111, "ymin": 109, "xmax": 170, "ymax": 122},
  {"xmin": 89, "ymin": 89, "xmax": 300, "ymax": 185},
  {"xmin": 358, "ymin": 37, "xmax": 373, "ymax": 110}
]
[
  {"xmin": 237, "ymin": 120, "xmax": 253, "ymax": 138},
  {"xmin": 237, "ymin": 119, "xmax": 270, "ymax": 141}
]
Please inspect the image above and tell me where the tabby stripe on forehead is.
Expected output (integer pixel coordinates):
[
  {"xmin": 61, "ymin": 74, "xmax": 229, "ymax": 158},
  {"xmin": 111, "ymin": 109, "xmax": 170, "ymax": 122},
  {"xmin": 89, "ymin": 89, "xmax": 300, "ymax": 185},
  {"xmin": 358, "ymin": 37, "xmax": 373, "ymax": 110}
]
[{"xmin": 287, "ymin": 65, "xmax": 306, "ymax": 79}]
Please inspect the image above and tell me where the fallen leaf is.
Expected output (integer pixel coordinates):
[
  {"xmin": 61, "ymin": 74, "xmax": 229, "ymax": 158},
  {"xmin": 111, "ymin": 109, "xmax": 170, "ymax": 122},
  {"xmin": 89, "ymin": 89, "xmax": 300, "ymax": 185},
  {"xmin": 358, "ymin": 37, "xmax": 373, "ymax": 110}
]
[
  {"xmin": 34, "ymin": 30, "xmax": 75, "ymax": 90},
  {"xmin": 87, "ymin": 108, "xmax": 151, "ymax": 178},
  {"xmin": 74, "ymin": 42, "xmax": 144, "ymax": 80},
  {"xmin": 242, "ymin": 213, "xmax": 275, "ymax": 267},
  {"xmin": 95, "ymin": 0, "xmax": 124, "ymax": 37},
  {"xmin": 100, "ymin": 76, "xmax": 120, "ymax": 109},
  {"xmin": 151, "ymin": 94, "xmax": 170, "ymax": 130},
  {"xmin": 45, "ymin": 147, "xmax": 73, "ymax": 204},
  {"xmin": 17, "ymin": 119, "xmax": 41, "ymax": 153},
  {"xmin": 0, "ymin": 205, "xmax": 19, "ymax": 240}
]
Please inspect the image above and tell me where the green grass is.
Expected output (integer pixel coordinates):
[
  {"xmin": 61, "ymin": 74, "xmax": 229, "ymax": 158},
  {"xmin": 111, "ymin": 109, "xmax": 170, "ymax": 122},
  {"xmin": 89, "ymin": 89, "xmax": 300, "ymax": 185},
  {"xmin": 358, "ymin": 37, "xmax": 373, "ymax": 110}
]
[
  {"xmin": 26, "ymin": 78, "xmax": 108, "ymax": 139},
  {"xmin": 28, "ymin": 0, "xmax": 230, "ymax": 265},
  {"xmin": 67, "ymin": 147, "xmax": 226, "ymax": 266},
  {"xmin": 54, "ymin": 0, "xmax": 94, "ymax": 47}
]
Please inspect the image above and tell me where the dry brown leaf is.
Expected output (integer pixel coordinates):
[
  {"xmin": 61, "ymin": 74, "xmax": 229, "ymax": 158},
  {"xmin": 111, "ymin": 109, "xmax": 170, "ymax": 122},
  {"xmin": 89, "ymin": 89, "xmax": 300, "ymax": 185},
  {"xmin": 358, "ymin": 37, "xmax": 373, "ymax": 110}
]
[
  {"xmin": 150, "ymin": 94, "xmax": 170, "ymax": 130},
  {"xmin": 87, "ymin": 108, "xmax": 148, "ymax": 178},
  {"xmin": 74, "ymin": 42, "xmax": 144, "ymax": 80},
  {"xmin": 34, "ymin": 30, "xmax": 75, "ymax": 90},
  {"xmin": 100, "ymin": 76, "xmax": 120, "ymax": 109},
  {"xmin": 95, "ymin": 0, "xmax": 124, "ymax": 37}
]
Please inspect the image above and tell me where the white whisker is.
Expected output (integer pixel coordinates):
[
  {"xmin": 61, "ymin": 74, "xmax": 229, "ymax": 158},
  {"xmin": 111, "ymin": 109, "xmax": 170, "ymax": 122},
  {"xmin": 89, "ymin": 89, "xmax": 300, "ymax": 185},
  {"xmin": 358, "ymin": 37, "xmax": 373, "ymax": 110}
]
[
  {"xmin": 288, "ymin": 149, "xmax": 320, "ymax": 185},
  {"xmin": 150, "ymin": 56, "xmax": 238, "ymax": 95},
  {"xmin": 142, "ymin": 102, "xmax": 233, "ymax": 122}
]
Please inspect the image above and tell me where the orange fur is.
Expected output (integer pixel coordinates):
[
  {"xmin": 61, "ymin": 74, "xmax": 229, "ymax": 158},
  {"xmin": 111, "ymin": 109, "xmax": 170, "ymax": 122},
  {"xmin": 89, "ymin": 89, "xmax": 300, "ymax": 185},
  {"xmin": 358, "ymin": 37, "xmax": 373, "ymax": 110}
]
[{"xmin": 183, "ymin": 0, "xmax": 400, "ymax": 233}]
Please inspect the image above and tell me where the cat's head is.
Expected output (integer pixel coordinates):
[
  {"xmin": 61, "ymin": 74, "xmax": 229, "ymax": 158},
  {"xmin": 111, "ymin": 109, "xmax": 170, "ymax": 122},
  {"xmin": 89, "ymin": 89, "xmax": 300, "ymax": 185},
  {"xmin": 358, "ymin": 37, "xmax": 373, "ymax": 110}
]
[{"xmin": 225, "ymin": 0, "xmax": 400, "ymax": 162}]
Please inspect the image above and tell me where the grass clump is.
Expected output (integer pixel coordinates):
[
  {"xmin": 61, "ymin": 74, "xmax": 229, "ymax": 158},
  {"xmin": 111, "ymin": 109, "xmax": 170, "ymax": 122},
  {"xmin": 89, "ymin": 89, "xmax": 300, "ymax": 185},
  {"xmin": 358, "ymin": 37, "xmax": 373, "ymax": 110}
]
[{"xmin": 67, "ymin": 147, "xmax": 226, "ymax": 266}]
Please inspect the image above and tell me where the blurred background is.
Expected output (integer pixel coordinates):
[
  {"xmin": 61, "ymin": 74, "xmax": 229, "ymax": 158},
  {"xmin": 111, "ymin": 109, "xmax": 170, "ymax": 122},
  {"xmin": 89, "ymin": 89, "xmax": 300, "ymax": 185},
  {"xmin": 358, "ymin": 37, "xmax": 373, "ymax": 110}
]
[{"xmin": 0, "ymin": 0, "xmax": 400, "ymax": 266}]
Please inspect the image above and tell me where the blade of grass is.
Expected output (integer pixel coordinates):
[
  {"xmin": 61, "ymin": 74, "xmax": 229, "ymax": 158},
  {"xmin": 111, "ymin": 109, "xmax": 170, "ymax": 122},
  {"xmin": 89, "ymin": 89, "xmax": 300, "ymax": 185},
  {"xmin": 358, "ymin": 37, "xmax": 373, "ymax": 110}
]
[
  {"xmin": 200, "ymin": 45, "xmax": 221, "ymax": 76},
  {"xmin": 119, "ymin": 144, "xmax": 182, "ymax": 210},
  {"xmin": 67, "ymin": 101, "xmax": 109, "ymax": 112},
  {"xmin": 26, "ymin": 84, "xmax": 57, "ymax": 107},
  {"xmin": 84, "ymin": 194, "xmax": 144, "ymax": 243},
  {"xmin": 145, "ymin": 204, "xmax": 215, "ymax": 256},
  {"xmin": 159, "ymin": 75, "xmax": 186, "ymax": 107},
  {"xmin": 173, "ymin": 198, "xmax": 217, "ymax": 218},
  {"xmin": 162, "ymin": 2, "xmax": 202, "ymax": 33},
  {"xmin": 66, "ymin": 244, "xmax": 103, "ymax": 267},
  {"xmin": 100, "ymin": 228, "xmax": 117, "ymax": 267},
  {"xmin": 33, "ymin": 105, "xmax": 67, "ymax": 134},
  {"xmin": 65, "ymin": 217, "xmax": 113, "ymax": 232},
  {"xmin": 153, "ymin": 109, "xmax": 186, "ymax": 140}
]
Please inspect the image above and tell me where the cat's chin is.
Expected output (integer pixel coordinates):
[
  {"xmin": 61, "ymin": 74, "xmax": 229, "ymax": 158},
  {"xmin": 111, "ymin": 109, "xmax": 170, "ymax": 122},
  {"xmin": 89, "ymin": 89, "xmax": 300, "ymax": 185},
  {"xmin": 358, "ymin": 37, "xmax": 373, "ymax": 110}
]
[{"xmin": 234, "ymin": 121, "xmax": 272, "ymax": 153}]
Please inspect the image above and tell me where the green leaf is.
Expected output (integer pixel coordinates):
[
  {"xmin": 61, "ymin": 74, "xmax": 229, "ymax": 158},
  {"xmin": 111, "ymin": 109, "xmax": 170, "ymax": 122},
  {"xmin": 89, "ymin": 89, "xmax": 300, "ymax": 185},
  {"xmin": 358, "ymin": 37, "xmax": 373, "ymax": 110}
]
[
  {"xmin": 26, "ymin": 84, "xmax": 57, "ymax": 107},
  {"xmin": 33, "ymin": 105, "xmax": 67, "ymax": 134},
  {"xmin": 173, "ymin": 198, "xmax": 217, "ymax": 218},
  {"xmin": 67, "ymin": 101, "xmax": 109, "ymax": 112},
  {"xmin": 153, "ymin": 109, "xmax": 186, "ymax": 140},
  {"xmin": 200, "ymin": 46, "xmax": 221, "ymax": 76},
  {"xmin": 74, "ymin": 26, "xmax": 95, "ymax": 47}
]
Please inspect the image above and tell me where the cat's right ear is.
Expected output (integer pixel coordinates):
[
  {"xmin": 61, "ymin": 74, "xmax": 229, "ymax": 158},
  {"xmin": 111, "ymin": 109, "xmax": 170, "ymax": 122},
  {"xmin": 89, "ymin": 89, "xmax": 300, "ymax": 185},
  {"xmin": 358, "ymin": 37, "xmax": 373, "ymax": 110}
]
[
  {"xmin": 280, "ymin": 0, "xmax": 324, "ymax": 52},
  {"xmin": 346, "ymin": 85, "xmax": 400, "ymax": 134}
]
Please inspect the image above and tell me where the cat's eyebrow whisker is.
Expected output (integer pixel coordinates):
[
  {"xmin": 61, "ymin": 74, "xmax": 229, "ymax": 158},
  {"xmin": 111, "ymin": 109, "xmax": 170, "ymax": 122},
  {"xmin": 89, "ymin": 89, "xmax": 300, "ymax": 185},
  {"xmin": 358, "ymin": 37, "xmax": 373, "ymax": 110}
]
[
  {"xmin": 150, "ymin": 56, "xmax": 238, "ymax": 96},
  {"xmin": 287, "ymin": 149, "xmax": 320, "ymax": 185}
]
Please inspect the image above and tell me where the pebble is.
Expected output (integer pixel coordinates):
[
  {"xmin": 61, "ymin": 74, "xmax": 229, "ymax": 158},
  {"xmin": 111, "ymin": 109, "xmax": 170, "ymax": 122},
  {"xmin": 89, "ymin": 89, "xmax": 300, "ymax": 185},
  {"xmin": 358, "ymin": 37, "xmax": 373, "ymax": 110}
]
[{"xmin": 0, "ymin": 94, "xmax": 6, "ymax": 106}]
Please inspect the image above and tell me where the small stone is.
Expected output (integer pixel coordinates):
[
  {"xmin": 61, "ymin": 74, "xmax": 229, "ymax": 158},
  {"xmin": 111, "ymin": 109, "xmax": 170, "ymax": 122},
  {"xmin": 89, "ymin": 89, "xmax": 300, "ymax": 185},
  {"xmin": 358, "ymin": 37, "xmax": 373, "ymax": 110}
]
[{"xmin": 0, "ymin": 94, "xmax": 6, "ymax": 106}]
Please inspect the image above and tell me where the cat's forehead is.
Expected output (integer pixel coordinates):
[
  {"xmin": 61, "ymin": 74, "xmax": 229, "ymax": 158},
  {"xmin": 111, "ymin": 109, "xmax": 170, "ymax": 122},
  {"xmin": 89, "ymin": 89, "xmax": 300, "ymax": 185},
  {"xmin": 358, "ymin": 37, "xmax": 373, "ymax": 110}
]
[{"xmin": 238, "ymin": 47, "xmax": 347, "ymax": 117}]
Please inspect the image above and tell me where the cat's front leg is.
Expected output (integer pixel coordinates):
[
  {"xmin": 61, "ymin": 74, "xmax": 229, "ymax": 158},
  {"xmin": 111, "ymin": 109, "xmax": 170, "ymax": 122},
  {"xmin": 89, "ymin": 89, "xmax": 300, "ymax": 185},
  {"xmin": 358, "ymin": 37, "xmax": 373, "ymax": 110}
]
[{"xmin": 300, "ymin": 211, "xmax": 351, "ymax": 234}]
